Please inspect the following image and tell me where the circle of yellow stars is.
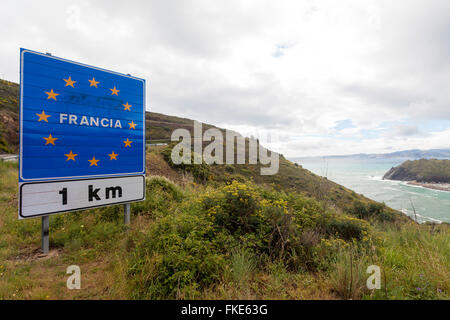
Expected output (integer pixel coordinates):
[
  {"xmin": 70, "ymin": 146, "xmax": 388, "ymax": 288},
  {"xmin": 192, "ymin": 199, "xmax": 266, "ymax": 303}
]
[{"xmin": 38, "ymin": 75, "xmax": 138, "ymax": 167}]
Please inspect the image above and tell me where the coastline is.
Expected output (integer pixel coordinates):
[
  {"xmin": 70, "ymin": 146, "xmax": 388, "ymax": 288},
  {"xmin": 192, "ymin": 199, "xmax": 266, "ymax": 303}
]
[{"xmin": 406, "ymin": 181, "xmax": 450, "ymax": 192}]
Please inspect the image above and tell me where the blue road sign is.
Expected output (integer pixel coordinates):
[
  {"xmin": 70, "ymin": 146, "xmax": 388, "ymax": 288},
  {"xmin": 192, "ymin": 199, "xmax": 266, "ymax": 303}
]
[{"xmin": 19, "ymin": 49, "xmax": 146, "ymax": 182}]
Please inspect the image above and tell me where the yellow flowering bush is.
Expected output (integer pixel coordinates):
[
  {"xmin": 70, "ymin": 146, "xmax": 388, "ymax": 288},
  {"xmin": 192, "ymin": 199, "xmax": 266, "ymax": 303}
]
[
  {"xmin": 198, "ymin": 179, "xmax": 375, "ymax": 271},
  {"xmin": 320, "ymin": 237, "xmax": 351, "ymax": 250},
  {"xmin": 207, "ymin": 181, "xmax": 261, "ymax": 234},
  {"xmin": 200, "ymin": 181, "xmax": 302, "ymax": 262}
]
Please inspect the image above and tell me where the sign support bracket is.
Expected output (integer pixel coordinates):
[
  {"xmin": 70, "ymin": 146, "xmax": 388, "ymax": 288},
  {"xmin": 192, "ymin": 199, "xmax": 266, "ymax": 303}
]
[{"xmin": 41, "ymin": 215, "xmax": 49, "ymax": 254}]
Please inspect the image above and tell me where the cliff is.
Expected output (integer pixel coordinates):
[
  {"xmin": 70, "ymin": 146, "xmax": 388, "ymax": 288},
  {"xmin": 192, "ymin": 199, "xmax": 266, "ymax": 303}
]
[{"xmin": 383, "ymin": 159, "xmax": 450, "ymax": 183}]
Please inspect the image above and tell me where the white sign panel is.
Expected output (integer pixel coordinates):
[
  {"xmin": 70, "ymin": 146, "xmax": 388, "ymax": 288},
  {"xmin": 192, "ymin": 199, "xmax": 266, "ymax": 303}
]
[{"xmin": 19, "ymin": 176, "xmax": 145, "ymax": 219}]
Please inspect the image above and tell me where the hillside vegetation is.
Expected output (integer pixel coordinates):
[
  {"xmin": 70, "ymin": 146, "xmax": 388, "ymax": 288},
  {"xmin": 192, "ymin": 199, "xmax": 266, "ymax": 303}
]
[
  {"xmin": 0, "ymin": 159, "xmax": 448, "ymax": 300},
  {"xmin": 383, "ymin": 159, "xmax": 450, "ymax": 183},
  {"xmin": 0, "ymin": 79, "xmax": 448, "ymax": 300},
  {"xmin": 0, "ymin": 80, "xmax": 19, "ymax": 153}
]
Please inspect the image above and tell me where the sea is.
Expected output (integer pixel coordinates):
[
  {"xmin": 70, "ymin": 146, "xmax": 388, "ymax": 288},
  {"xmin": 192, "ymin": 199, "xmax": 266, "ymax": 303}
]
[{"xmin": 294, "ymin": 157, "xmax": 450, "ymax": 223}]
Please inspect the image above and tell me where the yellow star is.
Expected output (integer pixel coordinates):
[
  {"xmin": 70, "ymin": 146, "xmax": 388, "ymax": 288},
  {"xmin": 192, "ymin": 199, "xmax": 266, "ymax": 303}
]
[
  {"xmin": 88, "ymin": 156, "xmax": 100, "ymax": 167},
  {"xmin": 89, "ymin": 77, "xmax": 99, "ymax": 88},
  {"xmin": 43, "ymin": 134, "xmax": 58, "ymax": 145},
  {"xmin": 64, "ymin": 150, "xmax": 78, "ymax": 161},
  {"xmin": 123, "ymin": 138, "xmax": 132, "ymax": 147},
  {"xmin": 128, "ymin": 120, "xmax": 137, "ymax": 130},
  {"xmin": 108, "ymin": 151, "xmax": 118, "ymax": 160},
  {"xmin": 123, "ymin": 102, "xmax": 132, "ymax": 111},
  {"xmin": 110, "ymin": 86, "xmax": 120, "ymax": 96},
  {"xmin": 45, "ymin": 89, "xmax": 59, "ymax": 101},
  {"xmin": 63, "ymin": 76, "xmax": 76, "ymax": 88},
  {"xmin": 36, "ymin": 110, "xmax": 51, "ymax": 122}
]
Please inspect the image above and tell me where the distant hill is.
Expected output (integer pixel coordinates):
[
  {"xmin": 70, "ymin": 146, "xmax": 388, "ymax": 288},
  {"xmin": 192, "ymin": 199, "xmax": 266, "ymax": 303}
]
[
  {"xmin": 375, "ymin": 149, "xmax": 450, "ymax": 159},
  {"xmin": 383, "ymin": 159, "xmax": 450, "ymax": 183},
  {"xmin": 294, "ymin": 149, "xmax": 450, "ymax": 161}
]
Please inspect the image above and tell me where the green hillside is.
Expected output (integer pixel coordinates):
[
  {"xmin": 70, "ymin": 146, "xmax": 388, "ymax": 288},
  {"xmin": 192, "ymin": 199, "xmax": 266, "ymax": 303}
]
[
  {"xmin": 383, "ymin": 159, "xmax": 450, "ymax": 183},
  {"xmin": 0, "ymin": 79, "xmax": 448, "ymax": 300},
  {"xmin": 0, "ymin": 80, "xmax": 19, "ymax": 153}
]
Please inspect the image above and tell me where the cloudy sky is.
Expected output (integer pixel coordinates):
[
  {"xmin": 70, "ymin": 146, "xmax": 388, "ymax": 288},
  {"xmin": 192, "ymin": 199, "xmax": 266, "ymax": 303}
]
[{"xmin": 1, "ymin": 0, "xmax": 450, "ymax": 157}]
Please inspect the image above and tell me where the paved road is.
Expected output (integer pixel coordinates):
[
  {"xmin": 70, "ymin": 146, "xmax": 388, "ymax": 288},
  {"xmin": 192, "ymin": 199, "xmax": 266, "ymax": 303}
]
[{"xmin": 0, "ymin": 154, "xmax": 18, "ymax": 162}]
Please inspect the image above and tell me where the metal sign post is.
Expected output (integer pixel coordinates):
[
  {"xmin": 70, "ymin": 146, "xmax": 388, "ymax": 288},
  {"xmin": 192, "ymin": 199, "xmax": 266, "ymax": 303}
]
[
  {"xmin": 41, "ymin": 216, "xmax": 49, "ymax": 253},
  {"xmin": 18, "ymin": 48, "xmax": 147, "ymax": 253},
  {"xmin": 124, "ymin": 203, "xmax": 131, "ymax": 225}
]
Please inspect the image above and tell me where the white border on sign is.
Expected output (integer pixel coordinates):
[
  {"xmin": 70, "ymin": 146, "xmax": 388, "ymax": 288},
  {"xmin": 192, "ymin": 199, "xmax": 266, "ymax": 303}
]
[
  {"xmin": 19, "ymin": 49, "xmax": 146, "ymax": 182},
  {"xmin": 18, "ymin": 175, "xmax": 146, "ymax": 219}
]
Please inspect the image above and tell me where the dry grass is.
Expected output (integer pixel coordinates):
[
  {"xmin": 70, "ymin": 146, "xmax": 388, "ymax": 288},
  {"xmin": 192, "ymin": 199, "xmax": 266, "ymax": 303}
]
[{"xmin": 147, "ymin": 151, "xmax": 186, "ymax": 184}]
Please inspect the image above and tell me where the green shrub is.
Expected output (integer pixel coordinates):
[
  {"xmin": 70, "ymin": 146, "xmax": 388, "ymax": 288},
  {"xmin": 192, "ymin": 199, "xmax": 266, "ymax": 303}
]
[
  {"xmin": 132, "ymin": 176, "xmax": 183, "ymax": 216},
  {"xmin": 200, "ymin": 181, "xmax": 330, "ymax": 270},
  {"xmin": 162, "ymin": 144, "xmax": 210, "ymax": 182},
  {"xmin": 212, "ymin": 181, "xmax": 261, "ymax": 235},
  {"xmin": 127, "ymin": 210, "xmax": 231, "ymax": 299},
  {"xmin": 147, "ymin": 176, "xmax": 183, "ymax": 201},
  {"xmin": 290, "ymin": 195, "xmax": 323, "ymax": 229},
  {"xmin": 322, "ymin": 215, "xmax": 370, "ymax": 241},
  {"xmin": 349, "ymin": 201, "xmax": 395, "ymax": 222}
]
